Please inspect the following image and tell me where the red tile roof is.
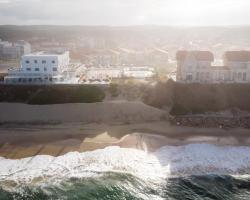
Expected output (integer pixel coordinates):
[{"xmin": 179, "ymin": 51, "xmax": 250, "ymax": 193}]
[
  {"xmin": 176, "ymin": 51, "xmax": 214, "ymax": 61},
  {"xmin": 223, "ymin": 51, "xmax": 250, "ymax": 62}
]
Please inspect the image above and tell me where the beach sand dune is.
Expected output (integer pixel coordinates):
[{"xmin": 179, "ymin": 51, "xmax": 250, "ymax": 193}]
[{"xmin": 0, "ymin": 101, "xmax": 167, "ymax": 123}]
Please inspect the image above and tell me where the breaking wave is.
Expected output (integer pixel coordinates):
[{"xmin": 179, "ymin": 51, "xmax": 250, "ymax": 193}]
[{"xmin": 1, "ymin": 144, "xmax": 250, "ymax": 199}]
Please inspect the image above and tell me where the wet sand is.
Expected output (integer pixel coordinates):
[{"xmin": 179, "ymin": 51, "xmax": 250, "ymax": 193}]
[{"xmin": 0, "ymin": 121, "xmax": 250, "ymax": 159}]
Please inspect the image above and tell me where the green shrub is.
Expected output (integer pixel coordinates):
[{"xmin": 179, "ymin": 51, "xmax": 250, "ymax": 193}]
[
  {"xmin": 109, "ymin": 83, "xmax": 119, "ymax": 97},
  {"xmin": 4, "ymin": 85, "xmax": 107, "ymax": 105},
  {"xmin": 143, "ymin": 81, "xmax": 250, "ymax": 115},
  {"xmin": 170, "ymin": 103, "xmax": 190, "ymax": 115},
  {"xmin": 70, "ymin": 86, "xmax": 105, "ymax": 103}
]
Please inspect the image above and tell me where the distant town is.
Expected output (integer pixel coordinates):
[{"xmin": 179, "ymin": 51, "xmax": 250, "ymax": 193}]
[
  {"xmin": 0, "ymin": 37, "xmax": 166, "ymax": 84},
  {"xmin": 1, "ymin": 26, "xmax": 250, "ymax": 85}
]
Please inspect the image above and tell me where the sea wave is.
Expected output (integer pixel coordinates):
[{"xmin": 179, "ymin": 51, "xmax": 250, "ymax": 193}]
[
  {"xmin": 0, "ymin": 147, "xmax": 165, "ymax": 186},
  {"xmin": 1, "ymin": 144, "xmax": 250, "ymax": 187}
]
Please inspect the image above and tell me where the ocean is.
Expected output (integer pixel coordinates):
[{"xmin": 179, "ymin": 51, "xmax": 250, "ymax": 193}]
[{"xmin": 1, "ymin": 144, "xmax": 250, "ymax": 200}]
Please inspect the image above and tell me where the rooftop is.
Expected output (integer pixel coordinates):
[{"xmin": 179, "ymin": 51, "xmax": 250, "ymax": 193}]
[
  {"xmin": 223, "ymin": 51, "xmax": 250, "ymax": 62},
  {"xmin": 176, "ymin": 50, "xmax": 214, "ymax": 62},
  {"xmin": 24, "ymin": 51, "xmax": 69, "ymax": 56},
  {"xmin": 149, "ymin": 48, "xmax": 168, "ymax": 54}
]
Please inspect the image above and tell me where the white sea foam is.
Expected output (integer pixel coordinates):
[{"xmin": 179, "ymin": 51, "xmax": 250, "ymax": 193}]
[
  {"xmin": 157, "ymin": 144, "xmax": 250, "ymax": 175},
  {"xmin": 0, "ymin": 147, "xmax": 164, "ymax": 184},
  {"xmin": 1, "ymin": 144, "xmax": 250, "ymax": 185}
]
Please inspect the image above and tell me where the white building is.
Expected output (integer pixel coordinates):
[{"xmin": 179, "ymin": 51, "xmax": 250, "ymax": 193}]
[
  {"xmin": 0, "ymin": 40, "xmax": 12, "ymax": 59},
  {"xmin": 223, "ymin": 51, "xmax": 250, "ymax": 82},
  {"xmin": 123, "ymin": 67, "xmax": 155, "ymax": 78},
  {"xmin": 0, "ymin": 40, "xmax": 31, "ymax": 60},
  {"xmin": 176, "ymin": 50, "xmax": 250, "ymax": 83},
  {"xmin": 4, "ymin": 51, "xmax": 70, "ymax": 84},
  {"xmin": 82, "ymin": 66, "xmax": 155, "ymax": 84},
  {"xmin": 15, "ymin": 40, "xmax": 32, "ymax": 57},
  {"xmin": 176, "ymin": 50, "xmax": 214, "ymax": 82},
  {"xmin": 86, "ymin": 67, "xmax": 122, "ymax": 79}
]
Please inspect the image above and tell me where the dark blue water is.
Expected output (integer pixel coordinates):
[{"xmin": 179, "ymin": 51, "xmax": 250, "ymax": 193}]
[{"xmin": 1, "ymin": 173, "xmax": 250, "ymax": 200}]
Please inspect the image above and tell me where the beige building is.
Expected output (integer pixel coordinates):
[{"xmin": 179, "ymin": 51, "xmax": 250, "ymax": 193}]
[
  {"xmin": 176, "ymin": 50, "xmax": 250, "ymax": 83},
  {"xmin": 176, "ymin": 51, "xmax": 214, "ymax": 82}
]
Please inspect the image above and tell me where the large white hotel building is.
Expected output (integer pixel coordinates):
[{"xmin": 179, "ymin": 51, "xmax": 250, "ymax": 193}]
[{"xmin": 4, "ymin": 51, "xmax": 70, "ymax": 84}]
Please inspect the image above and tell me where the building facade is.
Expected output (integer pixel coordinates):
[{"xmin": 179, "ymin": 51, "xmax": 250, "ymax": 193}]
[
  {"xmin": 0, "ymin": 39, "xmax": 31, "ymax": 60},
  {"xmin": 82, "ymin": 66, "xmax": 155, "ymax": 84},
  {"xmin": 176, "ymin": 51, "xmax": 214, "ymax": 82},
  {"xmin": 85, "ymin": 67, "xmax": 122, "ymax": 80},
  {"xmin": 4, "ymin": 51, "xmax": 70, "ymax": 84},
  {"xmin": 223, "ymin": 51, "xmax": 250, "ymax": 82},
  {"xmin": 176, "ymin": 50, "xmax": 250, "ymax": 83},
  {"xmin": 123, "ymin": 67, "xmax": 155, "ymax": 78}
]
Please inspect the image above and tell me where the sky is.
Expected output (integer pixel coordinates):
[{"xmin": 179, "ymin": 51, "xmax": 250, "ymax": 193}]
[{"xmin": 0, "ymin": 0, "xmax": 250, "ymax": 26}]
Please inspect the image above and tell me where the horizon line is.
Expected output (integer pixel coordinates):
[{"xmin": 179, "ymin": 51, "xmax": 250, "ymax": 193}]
[{"xmin": 1, "ymin": 24, "xmax": 250, "ymax": 28}]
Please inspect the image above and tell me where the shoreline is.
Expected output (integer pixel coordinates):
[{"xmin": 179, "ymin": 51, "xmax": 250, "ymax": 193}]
[{"xmin": 1, "ymin": 121, "xmax": 250, "ymax": 159}]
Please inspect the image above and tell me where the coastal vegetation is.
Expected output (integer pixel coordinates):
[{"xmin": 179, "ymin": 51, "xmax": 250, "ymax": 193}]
[
  {"xmin": 0, "ymin": 85, "xmax": 105, "ymax": 104},
  {"xmin": 108, "ymin": 83, "xmax": 119, "ymax": 97},
  {"xmin": 2, "ymin": 81, "xmax": 250, "ymax": 116},
  {"xmin": 144, "ymin": 80, "xmax": 250, "ymax": 115}
]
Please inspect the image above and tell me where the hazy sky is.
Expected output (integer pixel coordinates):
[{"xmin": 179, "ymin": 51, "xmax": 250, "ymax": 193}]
[{"xmin": 0, "ymin": 0, "xmax": 250, "ymax": 26}]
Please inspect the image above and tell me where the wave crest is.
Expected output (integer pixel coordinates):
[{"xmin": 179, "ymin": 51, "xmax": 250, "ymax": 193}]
[{"xmin": 1, "ymin": 144, "xmax": 250, "ymax": 186}]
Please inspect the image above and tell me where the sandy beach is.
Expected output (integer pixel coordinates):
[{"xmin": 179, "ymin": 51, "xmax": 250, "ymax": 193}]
[
  {"xmin": 0, "ymin": 121, "xmax": 250, "ymax": 159},
  {"xmin": 0, "ymin": 102, "xmax": 250, "ymax": 159}
]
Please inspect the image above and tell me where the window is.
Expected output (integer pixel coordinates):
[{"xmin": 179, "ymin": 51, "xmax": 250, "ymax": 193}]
[
  {"xmin": 233, "ymin": 72, "xmax": 237, "ymax": 80},
  {"xmin": 219, "ymin": 72, "xmax": 224, "ymax": 80},
  {"xmin": 200, "ymin": 72, "xmax": 204, "ymax": 80},
  {"xmin": 42, "ymin": 60, "xmax": 46, "ymax": 64},
  {"xmin": 25, "ymin": 60, "xmax": 30, "ymax": 64},
  {"xmin": 196, "ymin": 72, "xmax": 200, "ymax": 80},
  {"xmin": 44, "ymin": 67, "xmax": 47, "ymax": 71},
  {"xmin": 206, "ymin": 72, "xmax": 210, "ymax": 79},
  {"xmin": 229, "ymin": 72, "xmax": 232, "ymax": 80},
  {"xmin": 34, "ymin": 60, "xmax": 38, "ymax": 64},
  {"xmin": 238, "ymin": 72, "xmax": 242, "ymax": 80},
  {"xmin": 52, "ymin": 60, "xmax": 56, "ymax": 64},
  {"xmin": 35, "ymin": 68, "xmax": 39, "ymax": 71},
  {"xmin": 243, "ymin": 72, "xmax": 247, "ymax": 81},
  {"xmin": 53, "ymin": 67, "xmax": 57, "ymax": 72},
  {"xmin": 26, "ymin": 68, "xmax": 31, "ymax": 71},
  {"xmin": 186, "ymin": 74, "xmax": 193, "ymax": 81}
]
